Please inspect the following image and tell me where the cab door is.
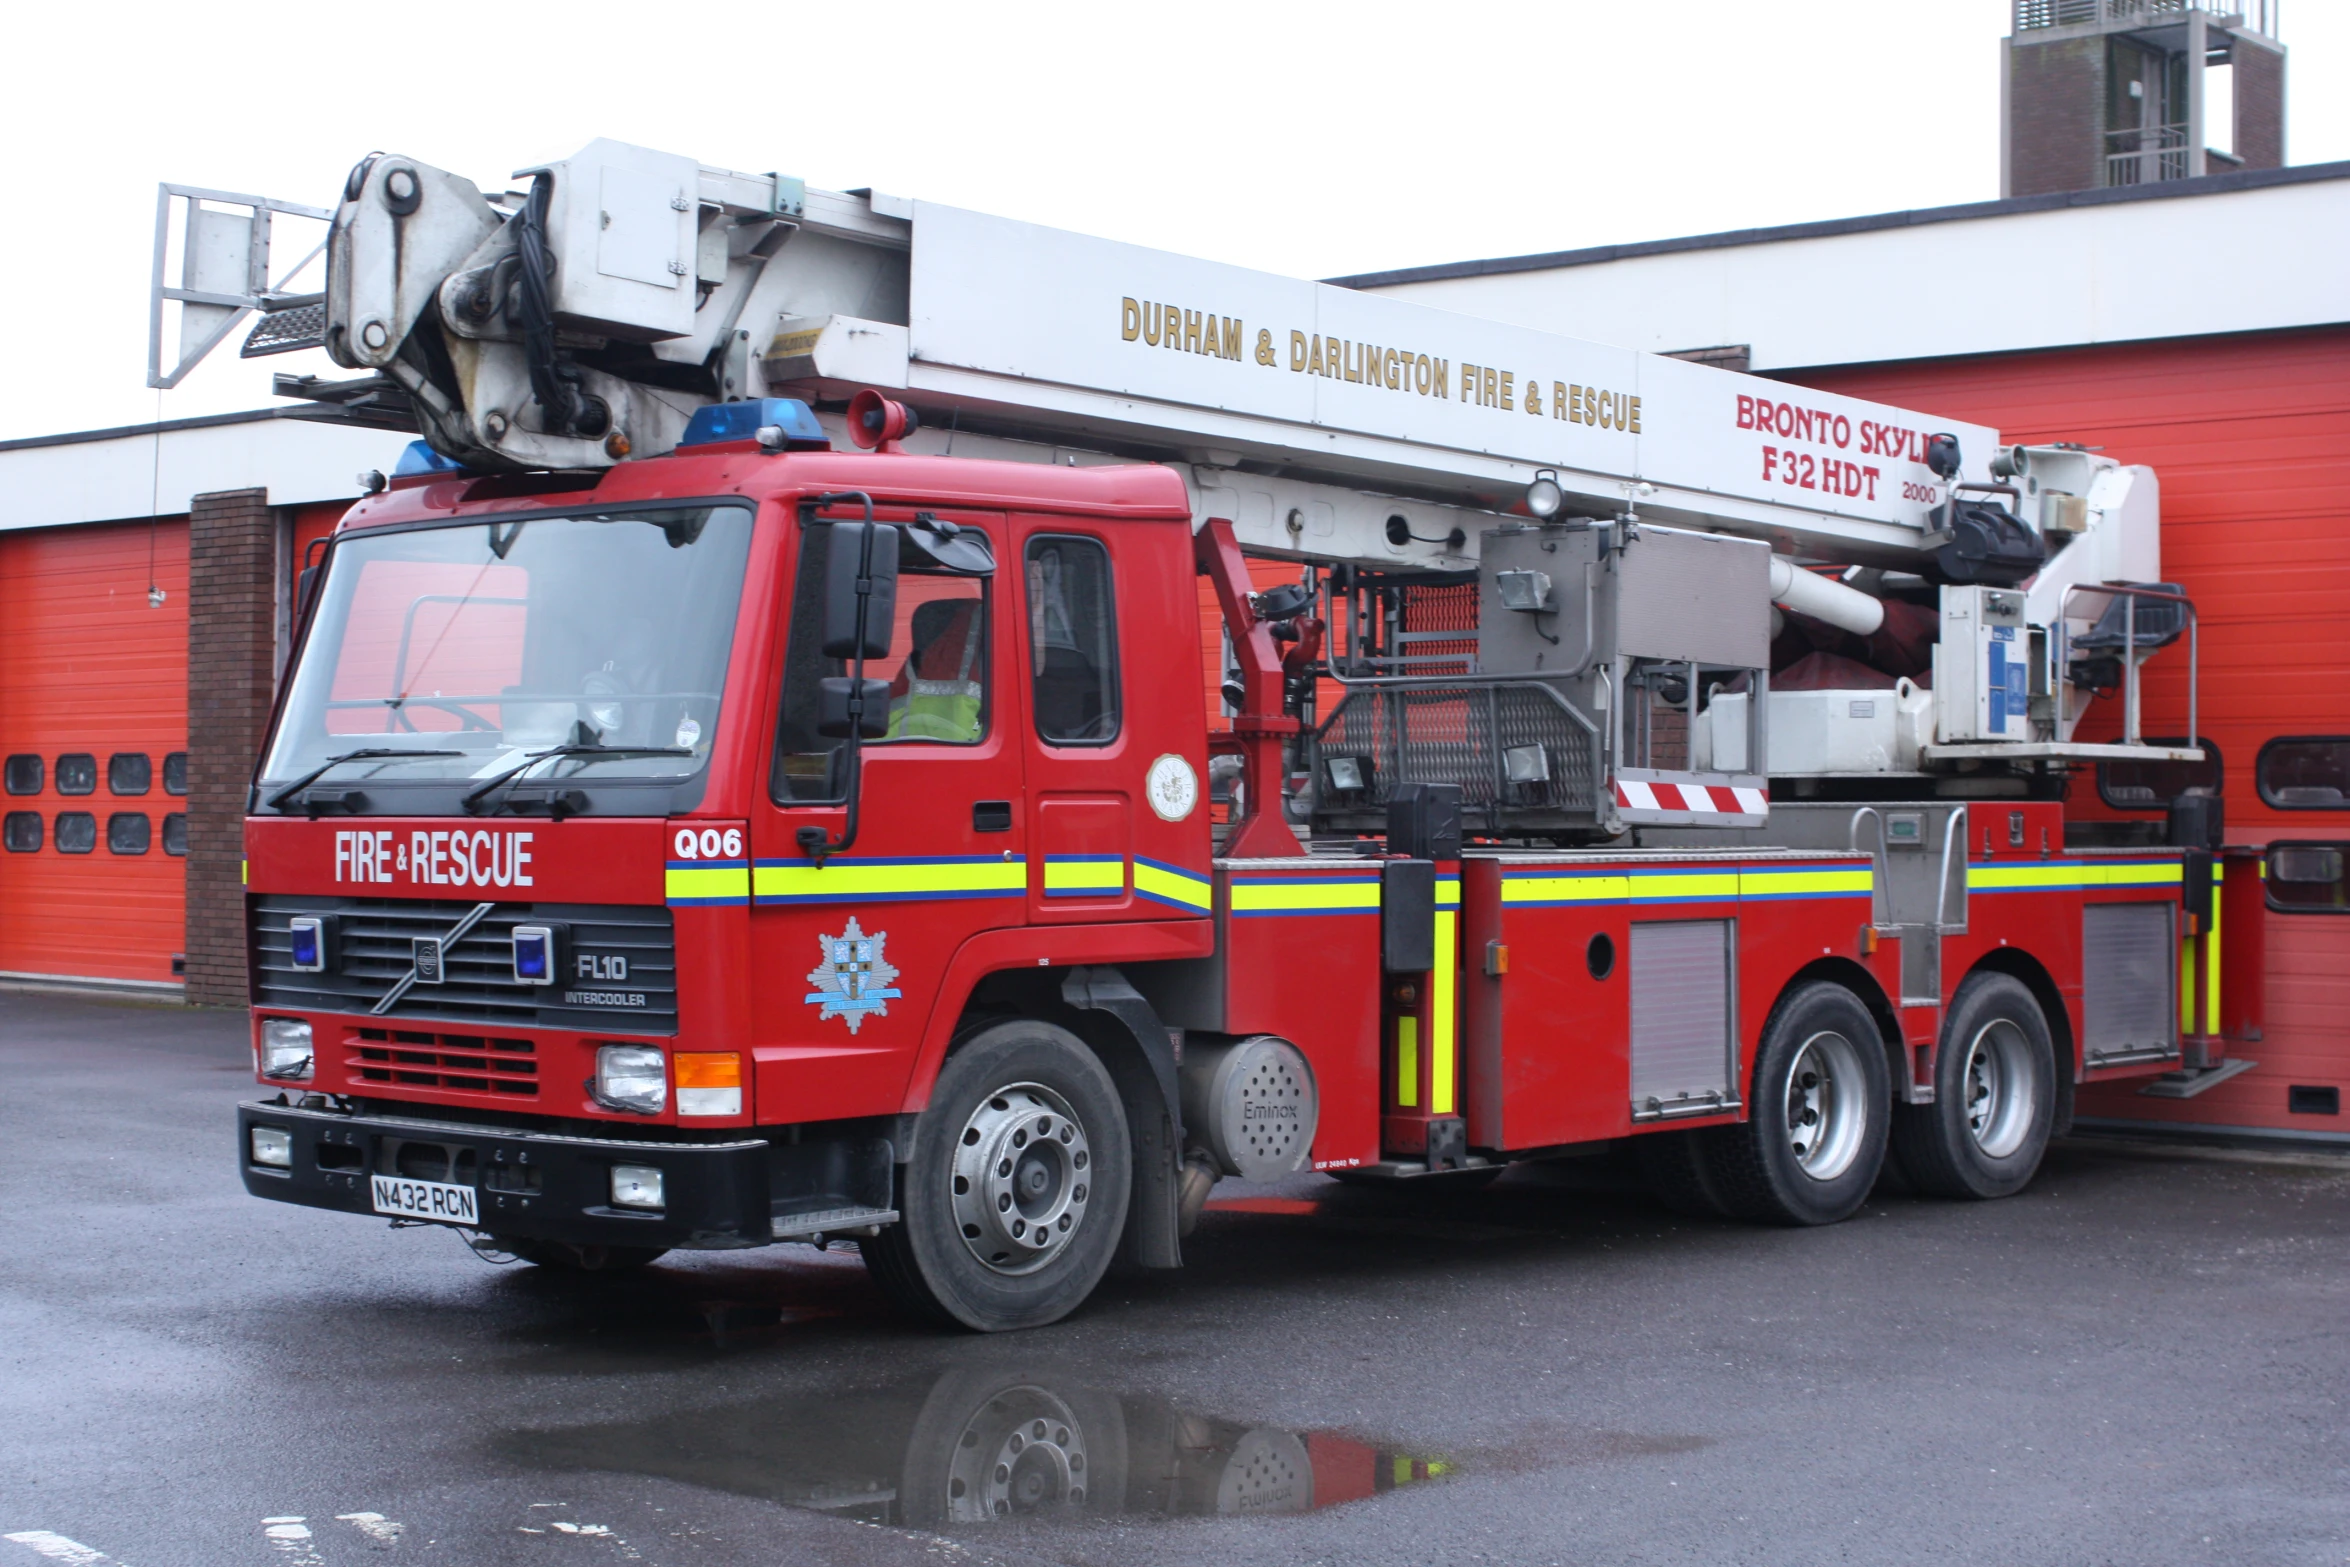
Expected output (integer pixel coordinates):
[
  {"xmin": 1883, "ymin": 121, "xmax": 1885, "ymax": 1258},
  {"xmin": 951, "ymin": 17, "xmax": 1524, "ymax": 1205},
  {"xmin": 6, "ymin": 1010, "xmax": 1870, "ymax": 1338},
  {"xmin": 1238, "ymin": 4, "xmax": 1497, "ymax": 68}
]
[
  {"xmin": 1018, "ymin": 521, "xmax": 1152, "ymax": 925},
  {"xmin": 749, "ymin": 507, "xmax": 1024, "ymax": 1119}
]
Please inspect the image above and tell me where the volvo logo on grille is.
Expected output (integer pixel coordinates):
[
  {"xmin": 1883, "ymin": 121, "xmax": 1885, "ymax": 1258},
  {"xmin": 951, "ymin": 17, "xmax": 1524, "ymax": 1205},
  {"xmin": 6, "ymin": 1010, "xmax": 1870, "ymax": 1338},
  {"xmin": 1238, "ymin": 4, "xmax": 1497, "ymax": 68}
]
[{"xmin": 369, "ymin": 902, "xmax": 495, "ymax": 1016}]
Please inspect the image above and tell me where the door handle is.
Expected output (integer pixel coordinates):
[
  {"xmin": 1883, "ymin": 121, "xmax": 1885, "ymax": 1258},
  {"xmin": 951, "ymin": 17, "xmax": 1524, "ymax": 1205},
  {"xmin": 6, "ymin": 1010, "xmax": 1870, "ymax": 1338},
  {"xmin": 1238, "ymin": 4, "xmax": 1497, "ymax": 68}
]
[{"xmin": 973, "ymin": 800, "xmax": 1013, "ymax": 833}]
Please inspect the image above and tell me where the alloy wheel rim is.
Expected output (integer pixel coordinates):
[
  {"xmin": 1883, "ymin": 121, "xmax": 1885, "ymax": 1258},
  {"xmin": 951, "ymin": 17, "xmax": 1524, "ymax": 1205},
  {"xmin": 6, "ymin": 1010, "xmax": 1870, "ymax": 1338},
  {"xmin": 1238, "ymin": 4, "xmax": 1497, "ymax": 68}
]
[
  {"xmin": 1962, "ymin": 1017, "xmax": 2037, "ymax": 1159},
  {"xmin": 951, "ymin": 1082, "xmax": 1092, "ymax": 1275},
  {"xmin": 1783, "ymin": 1029, "xmax": 1867, "ymax": 1182}
]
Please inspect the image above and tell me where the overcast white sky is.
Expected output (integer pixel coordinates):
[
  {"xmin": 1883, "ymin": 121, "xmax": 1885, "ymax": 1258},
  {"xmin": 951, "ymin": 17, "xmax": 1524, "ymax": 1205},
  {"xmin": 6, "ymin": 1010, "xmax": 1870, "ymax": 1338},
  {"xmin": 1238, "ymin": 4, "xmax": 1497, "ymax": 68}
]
[{"xmin": 4, "ymin": 0, "xmax": 2341, "ymax": 441}]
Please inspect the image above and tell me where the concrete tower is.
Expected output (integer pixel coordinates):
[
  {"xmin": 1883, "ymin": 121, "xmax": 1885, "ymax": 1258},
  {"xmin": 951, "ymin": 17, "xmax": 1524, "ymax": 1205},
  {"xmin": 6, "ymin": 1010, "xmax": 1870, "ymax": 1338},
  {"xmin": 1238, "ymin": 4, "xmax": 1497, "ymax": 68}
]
[{"xmin": 2003, "ymin": 1, "xmax": 2286, "ymax": 197}]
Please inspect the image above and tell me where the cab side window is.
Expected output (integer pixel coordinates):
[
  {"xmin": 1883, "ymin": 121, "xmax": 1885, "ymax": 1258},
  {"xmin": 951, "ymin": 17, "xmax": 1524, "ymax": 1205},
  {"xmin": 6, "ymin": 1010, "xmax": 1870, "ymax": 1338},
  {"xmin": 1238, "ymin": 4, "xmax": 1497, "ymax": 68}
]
[
  {"xmin": 772, "ymin": 523, "xmax": 991, "ymax": 804},
  {"xmin": 1026, "ymin": 536, "xmax": 1120, "ymax": 745}
]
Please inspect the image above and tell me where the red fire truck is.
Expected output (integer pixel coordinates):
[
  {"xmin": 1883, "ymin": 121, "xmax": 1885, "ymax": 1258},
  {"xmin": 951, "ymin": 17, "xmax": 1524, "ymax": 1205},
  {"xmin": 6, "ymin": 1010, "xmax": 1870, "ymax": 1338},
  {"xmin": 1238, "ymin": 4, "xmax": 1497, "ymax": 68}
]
[{"xmin": 222, "ymin": 141, "xmax": 2233, "ymax": 1330}]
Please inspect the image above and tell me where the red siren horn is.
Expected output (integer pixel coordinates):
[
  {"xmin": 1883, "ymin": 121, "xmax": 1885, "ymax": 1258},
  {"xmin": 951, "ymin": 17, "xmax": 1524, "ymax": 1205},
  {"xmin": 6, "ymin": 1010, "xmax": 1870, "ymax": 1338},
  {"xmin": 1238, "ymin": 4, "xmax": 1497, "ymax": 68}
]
[{"xmin": 846, "ymin": 389, "xmax": 920, "ymax": 452}]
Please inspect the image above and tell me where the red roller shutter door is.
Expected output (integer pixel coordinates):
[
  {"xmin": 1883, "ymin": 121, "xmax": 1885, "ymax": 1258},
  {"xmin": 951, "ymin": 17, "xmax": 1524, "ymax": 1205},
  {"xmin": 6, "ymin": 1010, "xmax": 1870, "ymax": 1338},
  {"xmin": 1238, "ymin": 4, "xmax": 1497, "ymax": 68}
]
[{"xmin": 0, "ymin": 518, "xmax": 191, "ymax": 985}]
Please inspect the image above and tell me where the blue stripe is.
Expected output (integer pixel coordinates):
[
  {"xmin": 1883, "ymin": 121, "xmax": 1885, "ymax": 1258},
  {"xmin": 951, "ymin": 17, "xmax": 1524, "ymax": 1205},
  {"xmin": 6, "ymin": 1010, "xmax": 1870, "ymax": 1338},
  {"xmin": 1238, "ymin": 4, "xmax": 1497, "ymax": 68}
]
[
  {"xmin": 1231, "ymin": 906, "xmax": 1380, "ymax": 918},
  {"xmin": 1136, "ymin": 886, "xmax": 1207, "ymax": 912},
  {"xmin": 752, "ymin": 888, "xmax": 1024, "ymax": 906},
  {"xmin": 752, "ymin": 853, "xmax": 1019, "ymax": 869}
]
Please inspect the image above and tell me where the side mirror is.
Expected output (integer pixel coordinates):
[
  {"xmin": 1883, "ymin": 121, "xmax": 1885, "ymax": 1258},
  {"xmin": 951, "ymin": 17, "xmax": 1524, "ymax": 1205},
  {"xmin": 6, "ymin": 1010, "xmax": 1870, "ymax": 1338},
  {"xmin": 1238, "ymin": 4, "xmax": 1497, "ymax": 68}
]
[
  {"xmin": 817, "ymin": 677, "xmax": 892, "ymax": 739},
  {"xmin": 296, "ymin": 564, "xmax": 323, "ymax": 622},
  {"xmin": 822, "ymin": 522, "xmax": 899, "ymax": 660}
]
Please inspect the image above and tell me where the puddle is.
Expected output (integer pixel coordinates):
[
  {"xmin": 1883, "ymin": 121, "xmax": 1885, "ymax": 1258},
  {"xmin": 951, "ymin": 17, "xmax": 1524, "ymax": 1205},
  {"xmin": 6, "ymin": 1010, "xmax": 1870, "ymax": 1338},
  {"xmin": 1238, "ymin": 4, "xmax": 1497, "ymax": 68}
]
[{"xmin": 507, "ymin": 1364, "xmax": 1452, "ymax": 1526}]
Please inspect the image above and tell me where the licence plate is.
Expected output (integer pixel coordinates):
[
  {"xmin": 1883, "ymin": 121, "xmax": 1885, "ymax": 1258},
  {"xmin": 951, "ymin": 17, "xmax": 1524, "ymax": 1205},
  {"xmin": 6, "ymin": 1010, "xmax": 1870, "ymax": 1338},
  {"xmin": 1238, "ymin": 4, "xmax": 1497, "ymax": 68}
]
[{"xmin": 370, "ymin": 1175, "xmax": 479, "ymax": 1225}]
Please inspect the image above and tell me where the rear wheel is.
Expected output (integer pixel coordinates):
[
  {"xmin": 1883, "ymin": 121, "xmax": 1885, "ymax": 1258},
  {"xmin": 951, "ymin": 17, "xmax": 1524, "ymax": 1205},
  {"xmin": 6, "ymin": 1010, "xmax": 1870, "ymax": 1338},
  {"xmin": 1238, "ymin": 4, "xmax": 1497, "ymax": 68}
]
[
  {"xmin": 863, "ymin": 1019, "xmax": 1131, "ymax": 1332},
  {"xmin": 1891, "ymin": 972, "xmax": 2057, "ymax": 1200},
  {"xmin": 1636, "ymin": 1128, "xmax": 1730, "ymax": 1218},
  {"xmin": 1707, "ymin": 981, "xmax": 1890, "ymax": 1226}
]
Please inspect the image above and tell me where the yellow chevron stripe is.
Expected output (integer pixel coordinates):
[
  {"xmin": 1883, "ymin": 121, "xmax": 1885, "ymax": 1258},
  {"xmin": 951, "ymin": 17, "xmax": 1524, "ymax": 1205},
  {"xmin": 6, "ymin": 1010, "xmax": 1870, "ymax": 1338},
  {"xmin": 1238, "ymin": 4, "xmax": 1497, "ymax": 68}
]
[
  {"xmin": 752, "ymin": 858, "xmax": 1025, "ymax": 901},
  {"xmin": 665, "ymin": 864, "xmax": 750, "ymax": 903},
  {"xmin": 1739, "ymin": 868, "xmax": 1874, "ymax": 898},
  {"xmin": 1043, "ymin": 858, "xmax": 1125, "ymax": 893},
  {"xmin": 1431, "ymin": 908, "xmax": 1457, "ymax": 1115},
  {"xmin": 1500, "ymin": 874, "xmax": 1630, "ymax": 905},
  {"xmin": 1229, "ymin": 879, "xmax": 1382, "ymax": 914},
  {"xmin": 1133, "ymin": 860, "xmax": 1211, "ymax": 910},
  {"xmin": 1626, "ymin": 871, "xmax": 1742, "ymax": 902}
]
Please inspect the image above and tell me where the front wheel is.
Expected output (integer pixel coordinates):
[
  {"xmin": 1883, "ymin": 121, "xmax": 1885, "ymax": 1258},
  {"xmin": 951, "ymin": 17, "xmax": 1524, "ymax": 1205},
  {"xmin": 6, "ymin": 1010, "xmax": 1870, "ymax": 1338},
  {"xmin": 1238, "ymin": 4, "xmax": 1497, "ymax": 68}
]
[
  {"xmin": 1705, "ymin": 981, "xmax": 1890, "ymax": 1226},
  {"xmin": 1890, "ymin": 972, "xmax": 2056, "ymax": 1200},
  {"xmin": 862, "ymin": 1019, "xmax": 1132, "ymax": 1333}
]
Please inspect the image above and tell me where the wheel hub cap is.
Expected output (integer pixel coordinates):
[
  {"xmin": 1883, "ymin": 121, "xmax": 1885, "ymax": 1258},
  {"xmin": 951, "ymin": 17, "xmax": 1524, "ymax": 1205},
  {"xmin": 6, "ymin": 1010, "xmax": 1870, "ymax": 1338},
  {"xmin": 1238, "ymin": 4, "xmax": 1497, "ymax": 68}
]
[{"xmin": 951, "ymin": 1082, "xmax": 1092, "ymax": 1275}]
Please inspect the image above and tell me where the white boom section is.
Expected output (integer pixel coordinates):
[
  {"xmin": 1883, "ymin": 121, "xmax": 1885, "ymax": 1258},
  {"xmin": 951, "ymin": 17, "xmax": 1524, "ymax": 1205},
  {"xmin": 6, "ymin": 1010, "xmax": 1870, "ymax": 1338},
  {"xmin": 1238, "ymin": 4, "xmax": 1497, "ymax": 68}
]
[
  {"xmin": 764, "ymin": 198, "xmax": 2004, "ymax": 570},
  {"xmin": 180, "ymin": 139, "xmax": 2159, "ymax": 589}
]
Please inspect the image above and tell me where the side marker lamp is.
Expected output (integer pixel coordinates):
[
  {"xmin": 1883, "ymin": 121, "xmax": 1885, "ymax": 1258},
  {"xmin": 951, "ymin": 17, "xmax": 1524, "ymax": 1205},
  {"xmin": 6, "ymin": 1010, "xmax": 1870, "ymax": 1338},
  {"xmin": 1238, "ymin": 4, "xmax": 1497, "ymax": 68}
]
[
  {"xmin": 260, "ymin": 1018, "xmax": 314, "ymax": 1081},
  {"xmin": 675, "ymin": 1052, "xmax": 743, "ymax": 1117}
]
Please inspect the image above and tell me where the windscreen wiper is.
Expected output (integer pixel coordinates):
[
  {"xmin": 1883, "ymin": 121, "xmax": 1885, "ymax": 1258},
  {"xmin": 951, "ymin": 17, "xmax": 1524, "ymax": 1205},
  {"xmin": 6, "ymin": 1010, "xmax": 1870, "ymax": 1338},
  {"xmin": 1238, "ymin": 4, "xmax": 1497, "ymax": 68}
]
[
  {"xmin": 265, "ymin": 748, "xmax": 462, "ymax": 812},
  {"xmin": 460, "ymin": 744, "xmax": 693, "ymax": 816}
]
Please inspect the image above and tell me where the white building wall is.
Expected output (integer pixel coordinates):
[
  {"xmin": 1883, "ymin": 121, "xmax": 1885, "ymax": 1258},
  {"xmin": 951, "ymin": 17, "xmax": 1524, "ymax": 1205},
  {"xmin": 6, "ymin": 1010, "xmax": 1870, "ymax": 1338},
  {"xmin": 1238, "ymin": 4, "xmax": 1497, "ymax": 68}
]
[
  {"xmin": 0, "ymin": 416, "xmax": 412, "ymax": 532},
  {"xmin": 1359, "ymin": 175, "xmax": 2350, "ymax": 370}
]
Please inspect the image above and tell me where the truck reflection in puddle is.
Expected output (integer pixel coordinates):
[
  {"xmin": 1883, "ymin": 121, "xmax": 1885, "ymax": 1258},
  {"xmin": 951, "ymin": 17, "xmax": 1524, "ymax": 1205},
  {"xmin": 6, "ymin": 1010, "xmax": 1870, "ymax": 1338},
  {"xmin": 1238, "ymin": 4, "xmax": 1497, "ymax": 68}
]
[{"xmin": 514, "ymin": 1363, "xmax": 1451, "ymax": 1525}]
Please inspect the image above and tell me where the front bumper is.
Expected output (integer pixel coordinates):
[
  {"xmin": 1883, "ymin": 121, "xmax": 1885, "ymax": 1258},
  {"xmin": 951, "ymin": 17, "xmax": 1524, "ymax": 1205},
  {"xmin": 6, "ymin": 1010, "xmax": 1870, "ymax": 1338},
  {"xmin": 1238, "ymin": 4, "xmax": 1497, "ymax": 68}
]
[{"xmin": 237, "ymin": 1099, "xmax": 773, "ymax": 1250}]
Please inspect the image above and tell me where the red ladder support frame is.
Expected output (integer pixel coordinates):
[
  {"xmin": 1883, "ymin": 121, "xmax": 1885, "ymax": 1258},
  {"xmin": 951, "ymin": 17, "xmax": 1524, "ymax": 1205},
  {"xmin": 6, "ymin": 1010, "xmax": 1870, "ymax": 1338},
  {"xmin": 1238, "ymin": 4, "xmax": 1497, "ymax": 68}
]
[{"xmin": 1194, "ymin": 516, "xmax": 1304, "ymax": 859}]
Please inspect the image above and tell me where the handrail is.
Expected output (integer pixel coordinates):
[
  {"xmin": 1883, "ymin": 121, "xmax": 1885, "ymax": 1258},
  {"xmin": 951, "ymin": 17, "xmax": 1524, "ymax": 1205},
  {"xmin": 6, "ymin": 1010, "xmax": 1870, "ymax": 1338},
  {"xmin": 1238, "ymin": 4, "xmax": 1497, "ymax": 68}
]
[
  {"xmin": 1847, "ymin": 806, "xmax": 1891, "ymax": 926},
  {"xmin": 1936, "ymin": 806, "xmax": 1969, "ymax": 933},
  {"xmin": 2060, "ymin": 581, "xmax": 2198, "ymax": 752}
]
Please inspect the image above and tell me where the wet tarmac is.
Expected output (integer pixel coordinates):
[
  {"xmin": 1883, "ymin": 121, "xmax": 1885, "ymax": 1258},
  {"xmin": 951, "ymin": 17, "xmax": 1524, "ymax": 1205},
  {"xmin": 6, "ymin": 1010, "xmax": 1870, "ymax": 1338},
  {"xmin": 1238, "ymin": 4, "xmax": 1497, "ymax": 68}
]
[{"xmin": 3, "ymin": 986, "xmax": 2347, "ymax": 1565}]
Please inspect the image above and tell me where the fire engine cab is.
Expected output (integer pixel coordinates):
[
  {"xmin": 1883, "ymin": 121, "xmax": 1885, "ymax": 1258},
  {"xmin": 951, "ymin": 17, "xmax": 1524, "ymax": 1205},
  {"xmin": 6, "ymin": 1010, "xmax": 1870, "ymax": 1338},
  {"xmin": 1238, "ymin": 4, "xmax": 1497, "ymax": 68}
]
[{"xmin": 210, "ymin": 140, "xmax": 2229, "ymax": 1330}]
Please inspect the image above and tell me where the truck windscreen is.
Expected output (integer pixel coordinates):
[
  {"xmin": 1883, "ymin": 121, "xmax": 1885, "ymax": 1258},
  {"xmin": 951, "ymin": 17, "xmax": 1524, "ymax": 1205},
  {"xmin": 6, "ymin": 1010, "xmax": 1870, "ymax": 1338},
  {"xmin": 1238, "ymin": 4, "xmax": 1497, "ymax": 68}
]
[{"xmin": 259, "ymin": 505, "xmax": 754, "ymax": 810}]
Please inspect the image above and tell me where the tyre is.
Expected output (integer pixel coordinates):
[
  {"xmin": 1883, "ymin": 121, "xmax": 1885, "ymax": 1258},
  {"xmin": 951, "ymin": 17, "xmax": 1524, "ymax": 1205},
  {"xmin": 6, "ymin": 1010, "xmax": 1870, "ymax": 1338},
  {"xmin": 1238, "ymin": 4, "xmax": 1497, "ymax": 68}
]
[
  {"xmin": 1635, "ymin": 1128, "xmax": 1730, "ymax": 1218},
  {"xmin": 1707, "ymin": 981, "xmax": 1890, "ymax": 1226},
  {"xmin": 498, "ymin": 1238, "xmax": 668, "ymax": 1272},
  {"xmin": 862, "ymin": 1019, "xmax": 1132, "ymax": 1332},
  {"xmin": 1891, "ymin": 971, "xmax": 2057, "ymax": 1200}
]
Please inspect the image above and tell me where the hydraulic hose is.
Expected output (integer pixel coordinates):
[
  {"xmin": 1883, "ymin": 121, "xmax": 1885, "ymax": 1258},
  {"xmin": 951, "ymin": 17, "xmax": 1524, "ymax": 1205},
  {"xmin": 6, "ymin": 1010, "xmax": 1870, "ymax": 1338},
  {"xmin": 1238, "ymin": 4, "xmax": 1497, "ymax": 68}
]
[{"xmin": 516, "ymin": 174, "xmax": 589, "ymax": 437}]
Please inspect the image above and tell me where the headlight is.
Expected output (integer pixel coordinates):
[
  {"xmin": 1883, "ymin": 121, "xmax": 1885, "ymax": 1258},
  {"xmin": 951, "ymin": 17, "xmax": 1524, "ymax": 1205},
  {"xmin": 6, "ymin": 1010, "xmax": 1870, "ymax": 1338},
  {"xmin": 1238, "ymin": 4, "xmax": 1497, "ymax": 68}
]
[
  {"xmin": 259, "ymin": 1019, "xmax": 314, "ymax": 1081},
  {"xmin": 610, "ymin": 1164, "xmax": 665, "ymax": 1209},
  {"xmin": 249, "ymin": 1126, "xmax": 294, "ymax": 1168},
  {"xmin": 594, "ymin": 1044, "xmax": 666, "ymax": 1115}
]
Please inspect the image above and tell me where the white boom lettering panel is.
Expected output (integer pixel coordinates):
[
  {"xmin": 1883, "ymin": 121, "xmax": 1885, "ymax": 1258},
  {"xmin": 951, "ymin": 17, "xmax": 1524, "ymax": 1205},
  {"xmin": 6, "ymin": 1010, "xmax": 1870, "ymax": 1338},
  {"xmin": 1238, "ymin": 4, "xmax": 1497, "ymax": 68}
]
[{"xmin": 907, "ymin": 202, "xmax": 1999, "ymax": 539}]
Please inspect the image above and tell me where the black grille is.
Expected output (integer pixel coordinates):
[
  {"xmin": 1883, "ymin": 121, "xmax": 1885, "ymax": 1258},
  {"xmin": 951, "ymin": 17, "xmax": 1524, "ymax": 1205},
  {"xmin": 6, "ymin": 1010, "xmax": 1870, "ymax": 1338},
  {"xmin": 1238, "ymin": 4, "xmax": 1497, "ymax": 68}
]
[
  {"xmin": 1313, "ymin": 681, "xmax": 1602, "ymax": 833},
  {"xmin": 252, "ymin": 896, "xmax": 678, "ymax": 1034}
]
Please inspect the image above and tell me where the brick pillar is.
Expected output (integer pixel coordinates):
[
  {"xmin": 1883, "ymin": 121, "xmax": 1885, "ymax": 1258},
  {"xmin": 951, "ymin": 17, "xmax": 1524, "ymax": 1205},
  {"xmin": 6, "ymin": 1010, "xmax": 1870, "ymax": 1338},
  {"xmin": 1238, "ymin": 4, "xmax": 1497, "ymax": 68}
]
[{"xmin": 185, "ymin": 488, "xmax": 277, "ymax": 1007}]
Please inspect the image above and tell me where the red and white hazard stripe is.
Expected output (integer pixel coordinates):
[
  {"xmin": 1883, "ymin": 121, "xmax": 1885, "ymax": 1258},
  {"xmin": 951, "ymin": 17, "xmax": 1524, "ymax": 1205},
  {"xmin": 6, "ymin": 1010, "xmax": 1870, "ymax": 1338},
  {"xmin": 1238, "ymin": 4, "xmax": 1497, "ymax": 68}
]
[{"xmin": 1613, "ymin": 778, "xmax": 1769, "ymax": 817}]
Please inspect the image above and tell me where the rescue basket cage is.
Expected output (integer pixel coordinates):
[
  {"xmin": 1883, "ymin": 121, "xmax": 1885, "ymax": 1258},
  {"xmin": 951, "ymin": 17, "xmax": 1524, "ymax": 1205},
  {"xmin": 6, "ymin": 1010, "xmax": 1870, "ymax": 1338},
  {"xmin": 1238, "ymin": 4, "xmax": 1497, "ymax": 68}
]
[{"xmin": 1303, "ymin": 566, "xmax": 1608, "ymax": 840}]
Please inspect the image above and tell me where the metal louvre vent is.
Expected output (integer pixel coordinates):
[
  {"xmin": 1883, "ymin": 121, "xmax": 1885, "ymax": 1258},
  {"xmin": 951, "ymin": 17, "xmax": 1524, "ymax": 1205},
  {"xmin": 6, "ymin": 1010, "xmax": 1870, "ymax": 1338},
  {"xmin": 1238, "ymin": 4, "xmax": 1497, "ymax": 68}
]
[
  {"xmin": 251, "ymin": 896, "xmax": 678, "ymax": 1034},
  {"xmin": 2081, "ymin": 901, "xmax": 2176, "ymax": 1064},
  {"xmin": 1313, "ymin": 682, "xmax": 1599, "ymax": 828},
  {"xmin": 345, "ymin": 1027, "xmax": 538, "ymax": 1097},
  {"xmin": 1629, "ymin": 919, "xmax": 1737, "ymax": 1119}
]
